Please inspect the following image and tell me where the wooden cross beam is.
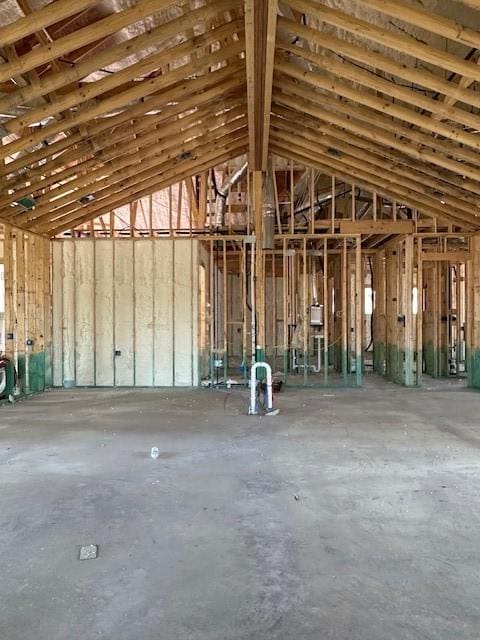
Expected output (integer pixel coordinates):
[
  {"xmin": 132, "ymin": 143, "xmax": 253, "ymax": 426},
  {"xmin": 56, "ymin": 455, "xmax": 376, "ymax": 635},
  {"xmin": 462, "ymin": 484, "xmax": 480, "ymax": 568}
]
[{"xmin": 244, "ymin": 0, "xmax": 278, "ymax": 170}]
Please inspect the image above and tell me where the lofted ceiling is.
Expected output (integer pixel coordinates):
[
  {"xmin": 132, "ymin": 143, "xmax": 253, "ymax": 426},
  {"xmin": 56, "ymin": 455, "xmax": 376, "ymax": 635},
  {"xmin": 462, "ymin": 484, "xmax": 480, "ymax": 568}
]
[{"xmin": 1, "ymin": 0, "xmax": 480, "ymax": 235}]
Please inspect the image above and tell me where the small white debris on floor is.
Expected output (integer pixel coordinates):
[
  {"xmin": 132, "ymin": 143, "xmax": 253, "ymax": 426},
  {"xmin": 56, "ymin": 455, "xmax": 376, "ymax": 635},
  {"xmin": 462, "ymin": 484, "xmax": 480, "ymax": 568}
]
[{"xmin": 79, "ymin": 544, "xmax": 98, "ymax": 560}]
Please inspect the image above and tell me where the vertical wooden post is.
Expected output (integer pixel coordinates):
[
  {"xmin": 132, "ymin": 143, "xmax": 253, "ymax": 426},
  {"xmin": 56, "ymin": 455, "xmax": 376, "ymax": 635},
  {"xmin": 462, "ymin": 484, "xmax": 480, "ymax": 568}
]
[
  {"xmin": 199, "ymin": 172, "xmax": 208, "ymax": 229},
  {"xmin": 168, "ymin": 186, "xmax": 173, "ymax": 236},
  {"xmin": 323, "ymin": 237, "xmax": 329, "ymax": 383},
  {"xmin": 246, "ymin": 170, "xmax": 251, "ymax": 235},
  {"xmin": 185, "ymin": 177, "xmax": 198, "ymax": 230},
  {"xmin": 404, "ymin": 235, "xmax": 415, "ymax": 386},
  {"xmin": 272, "ymin": 160, "xmax": 282, "ymax": 235},
  {"xmin": 355, "ymin": 236, "xmax": 363, "ymax": 386},
  {"xmin": 303, "ymin": 237, "xmax": 308, "ymax": 385},
  {"xmin": 310, "ymin": 168, "xmax": 315, "ymax": 234},
  {"xmin": 4, "ymin": 226, "xmax": 14, "ymax": 362},
  {"xmin": 342, "ymin": 238, "xmax": 348, "ymax": 382},
  {"xmin": 468, "ymin": 233, "xmax": 480, "ymax": 387},
  {"xmin": 283, "ymin": 237, "xmax": 288, "ymax": 383},
  {"xmin": 385, "ymin": 246, "xmax": 396, "ymax": 381},
  {"xmin": 289, "ymin": 160, "xmax": 294, "ymax": 235},
  {"xmin": 223, "ymin": 239, "xmax": 228, "ymax": 384},
  {"xmin": 373, "ymin": 249, "xmax": 386, "ymax": 375},
  {"xmin": 209, "ymin": 238, "xmax": 215, "ymax": 383},
  {"xmin": 241, "ymin": 241, "xmax": 247, "ymax": 384},
  {"xmin": 416, "ymin": 238, "xmax": 423, "ymax": 386},
  {"xmin": 176, "ymin": 181, "xmax": 183, "ymax": 231},
  {"xmin": 148, "ymin": 194, "xmax": 153, "ymax": 236},
  {"xmin": 330, "ymin": 176, "xmax": 336, "ymax": 233},
  {"xmin": 25, "ymin": 234, "xmax": 37, "ymax": 393},
  {"xmin": 15, "ymin": 231, "xmax": 26, "ymax": 393},
  {"xmin": 272, "ymin": 249, "xmax": 277, "ymax": 369}
]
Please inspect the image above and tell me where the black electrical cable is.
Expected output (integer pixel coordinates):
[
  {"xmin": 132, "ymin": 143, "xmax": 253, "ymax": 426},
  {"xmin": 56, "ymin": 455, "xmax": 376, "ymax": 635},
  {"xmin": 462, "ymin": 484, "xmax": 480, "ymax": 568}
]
[{"xmin": 210, "ymin": 168, "xmax": 225, "ymax": 200}]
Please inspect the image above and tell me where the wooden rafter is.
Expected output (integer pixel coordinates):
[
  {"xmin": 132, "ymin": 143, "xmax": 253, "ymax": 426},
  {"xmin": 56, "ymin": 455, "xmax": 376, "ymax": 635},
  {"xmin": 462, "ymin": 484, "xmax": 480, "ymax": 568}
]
[
  {"xmin": 270, "ymin": 142, "xmax": 475, "ymax": 231},
  {"xmin": 3, "ymin": 60, "xmax": 244, "ymax": 179},
  {"xmin": 273, "ymin": 76, "xmax": 480, "ymax": 188},
  {"xmin": 271, "ymin": 108, "xmax": 480, "ymax": 211},
  {"xmin": 1, "ymin": 25, "xmax": 245, "ymax": 159},
  {"xmin": 3, "ymin": 94, "xmax": 244, "ymax": 213},
  {"xmin": 0, "ymin": 0, "xmax": 98, "ymax": 48},
  {"xmin": 270, "ymin": 119, "xmax": 479, "ymax": 227},
  {"xmin": 12, "ymin": 111, "xmax": 247, "ymax": 225},
  {"xmin": 0, "ymin": 0, "xmax": 239, "ymax": 116},
  {"xmin": 5, "ymin": 11, "xmax": 243, "ymax": 135},
  {"xmin": 286, "ymin": 0, "xmax": 480, "ymax": 80},
  {"xmin": 275, "ymin": 49, "xmax": 480, "ymax": 151},
  {"xmin": 2, "ymin": 0, "xmax": 480, "ymax": 235},
  {"xmin": 47, "ymin": 142, "xmax": 248, "ymax": 235}
]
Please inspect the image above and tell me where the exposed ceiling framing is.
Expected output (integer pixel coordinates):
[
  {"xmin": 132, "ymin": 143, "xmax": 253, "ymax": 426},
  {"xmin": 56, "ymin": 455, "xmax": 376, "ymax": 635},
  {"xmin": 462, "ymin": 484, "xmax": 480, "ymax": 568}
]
[{"xmin": 1, "ymin": 0, "xmax": 480, "ymax": 234}]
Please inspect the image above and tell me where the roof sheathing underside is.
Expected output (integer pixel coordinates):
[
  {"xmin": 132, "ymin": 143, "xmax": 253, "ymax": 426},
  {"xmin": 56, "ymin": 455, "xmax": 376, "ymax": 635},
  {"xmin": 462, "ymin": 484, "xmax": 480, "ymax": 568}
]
[{"xmin": 1, "ymin": 0, "xmax": 480, "ymax": 234}]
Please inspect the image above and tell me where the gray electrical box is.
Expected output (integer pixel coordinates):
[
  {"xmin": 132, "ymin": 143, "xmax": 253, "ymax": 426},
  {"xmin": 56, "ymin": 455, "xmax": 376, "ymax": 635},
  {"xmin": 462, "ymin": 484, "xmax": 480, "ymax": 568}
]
[{"xmin": 310, "ymin": 305, "xmax": 324, "ymax": 326}]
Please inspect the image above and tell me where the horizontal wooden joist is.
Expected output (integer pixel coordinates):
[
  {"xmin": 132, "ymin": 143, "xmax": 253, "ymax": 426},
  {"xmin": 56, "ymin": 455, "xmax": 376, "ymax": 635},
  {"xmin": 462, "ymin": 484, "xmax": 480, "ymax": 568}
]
[
  {"xmin": 421, "ymin": 251, "xmax": 472, "ymax": 261},
  {"xmin": 340, "ymin": 221, "xmax": 414, "ymax": 235}
]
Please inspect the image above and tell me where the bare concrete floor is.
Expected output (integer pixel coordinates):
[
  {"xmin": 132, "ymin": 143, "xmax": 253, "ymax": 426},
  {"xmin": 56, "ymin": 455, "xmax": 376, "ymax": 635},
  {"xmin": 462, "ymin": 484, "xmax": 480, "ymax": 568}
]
[{"xmin": 1, "ymin": 377, "xmax": 480, "ymax": 639}]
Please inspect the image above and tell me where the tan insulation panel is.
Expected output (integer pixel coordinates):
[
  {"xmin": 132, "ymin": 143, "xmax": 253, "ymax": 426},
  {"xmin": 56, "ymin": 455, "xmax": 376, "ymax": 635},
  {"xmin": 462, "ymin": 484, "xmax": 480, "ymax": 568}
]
[
  {"xmin": 75, "ymin": 240, "xmax": 95, "ymax": 386},
  {"xmin": 134, "ymin": 240, "xmax": 154, "ymax": 386},
  {"xmin": 153, "ymin": 239, "xmax": 174, "ymax": 386},
  {"xmin": 95, "ymin": 240, "xmax": 114, "ymax": 386},
  {"xmin": 52, "ymin": 241, "xmax": 63, "ymax": 387},
  {"xmin": 51, "ymin": 238, "xmax": 198, "ymax": 387}
]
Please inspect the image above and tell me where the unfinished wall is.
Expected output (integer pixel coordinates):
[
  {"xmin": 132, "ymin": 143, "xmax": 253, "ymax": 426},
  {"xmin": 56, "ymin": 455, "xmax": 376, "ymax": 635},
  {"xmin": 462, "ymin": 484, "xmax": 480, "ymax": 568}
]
[
  {"xmin": 3, "ymin": 225, "xmax": 52, "ymax": 396},
  {"xmin": 468, "ymin": 234, "xmax": 480, "ymax": 389},
  {"xmin": 52, "ymin": 238, "xmax": 198, "ymax": 388}
]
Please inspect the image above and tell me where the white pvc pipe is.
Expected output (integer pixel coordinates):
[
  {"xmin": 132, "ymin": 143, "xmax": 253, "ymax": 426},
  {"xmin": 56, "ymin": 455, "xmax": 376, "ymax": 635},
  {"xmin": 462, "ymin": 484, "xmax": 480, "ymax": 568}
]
[{"xmin": 249, "ymin": 361, "xmax": 273, "ymax": 415}]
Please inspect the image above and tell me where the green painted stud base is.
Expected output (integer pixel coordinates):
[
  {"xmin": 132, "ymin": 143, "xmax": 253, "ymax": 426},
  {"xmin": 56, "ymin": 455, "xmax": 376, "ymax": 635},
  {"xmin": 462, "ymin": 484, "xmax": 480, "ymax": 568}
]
[
  {"xmin": 255, "ymin": 348, "xmax": 267, "ymax": 379},
  {"xmin": 468, "ymin": 347, "xmax": 480, "ymax": 389}
]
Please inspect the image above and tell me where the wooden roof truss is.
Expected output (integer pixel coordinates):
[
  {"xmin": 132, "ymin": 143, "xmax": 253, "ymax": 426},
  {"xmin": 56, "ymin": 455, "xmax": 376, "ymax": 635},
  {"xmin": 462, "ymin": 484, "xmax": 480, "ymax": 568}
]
[{"xmin": 1, "ymin": 0, "xmax": 480, "ymax": 234}]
